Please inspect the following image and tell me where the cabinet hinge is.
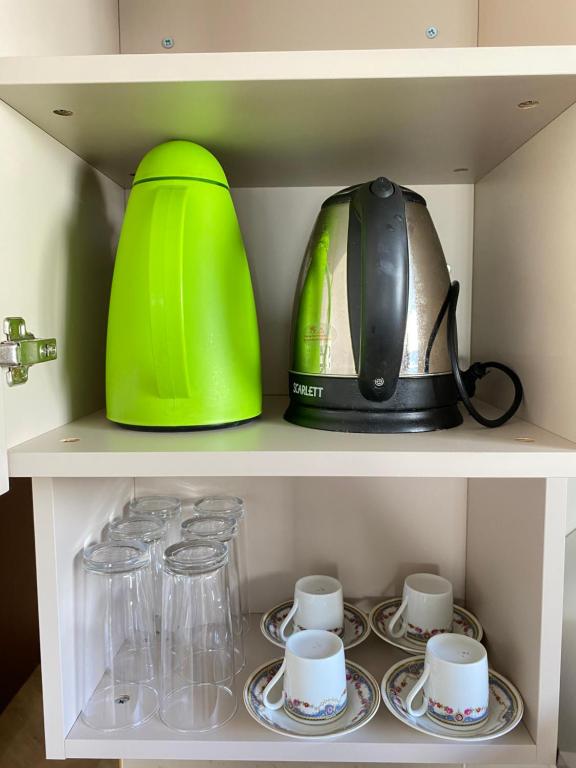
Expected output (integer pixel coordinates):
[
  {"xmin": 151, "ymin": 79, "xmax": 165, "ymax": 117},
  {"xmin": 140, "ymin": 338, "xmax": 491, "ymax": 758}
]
[{"xmin": 0, "ymin": 317, "xmax": 57, "ymax": 386}]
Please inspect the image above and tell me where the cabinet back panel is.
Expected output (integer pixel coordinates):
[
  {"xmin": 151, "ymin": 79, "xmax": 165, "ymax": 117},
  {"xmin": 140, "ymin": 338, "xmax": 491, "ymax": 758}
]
[
  {"xmin": 136, "ymin": 477, "xmax": 468, "ymax": 607},
  {"xmin": 472, "ymin": 102, "xmax": 576, "ymax": 443},
  {"xmin": 119, "ymin": 0, "xmax": 478, "ymax": 53},
  {"xmin": 479, "ymin": 0, "xmax": 576, "ymax": 46},
  {"xmin": 0, "ymin": 0, "xmax": 120, "ymax": 56}
]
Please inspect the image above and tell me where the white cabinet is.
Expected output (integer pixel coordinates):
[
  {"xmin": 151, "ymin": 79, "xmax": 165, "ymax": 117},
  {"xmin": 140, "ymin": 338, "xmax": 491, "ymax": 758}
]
[
  {"xmin": 26, "ymin": 473, "xmax": 569, "ymax": 764},
  {"xmin": 1, "ymin": 2, "xmax": 576, "ymax": 766}
]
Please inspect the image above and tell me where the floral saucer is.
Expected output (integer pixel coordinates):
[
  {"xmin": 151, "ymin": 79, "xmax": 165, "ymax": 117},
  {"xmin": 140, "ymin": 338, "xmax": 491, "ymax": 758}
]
[
  {"xmin": 244, "ymin": 658, "xmax": 380, "ymax": 739},
  {"xmin": 381, "ymin": 656, "xmax": 523, "ymax": 741},
  {"xmin": 260, "ymin": 601, "xmax": 370, "ymax": 650},
  {"xmin": 370, "ymin": 598, "xmax": 483, "ymax": 654}
]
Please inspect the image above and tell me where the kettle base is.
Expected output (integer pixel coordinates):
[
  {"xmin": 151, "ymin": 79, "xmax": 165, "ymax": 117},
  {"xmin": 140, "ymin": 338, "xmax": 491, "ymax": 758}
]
[{"xmin": 284, "ymin": 403, "xmax": 463, "ymax": 434}]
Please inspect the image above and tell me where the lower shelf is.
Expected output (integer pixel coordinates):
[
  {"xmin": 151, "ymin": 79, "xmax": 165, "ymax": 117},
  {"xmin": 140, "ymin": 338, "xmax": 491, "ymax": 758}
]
[{"xmin": 65, "ymin": 614, "xmax": 535, "ymax": 763}]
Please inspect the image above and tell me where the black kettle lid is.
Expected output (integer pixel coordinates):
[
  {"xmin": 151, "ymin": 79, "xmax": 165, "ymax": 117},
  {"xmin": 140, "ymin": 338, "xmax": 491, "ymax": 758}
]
[{"xmin": 321, "ymin": 179, "xmax": 426, "ymax": 209}]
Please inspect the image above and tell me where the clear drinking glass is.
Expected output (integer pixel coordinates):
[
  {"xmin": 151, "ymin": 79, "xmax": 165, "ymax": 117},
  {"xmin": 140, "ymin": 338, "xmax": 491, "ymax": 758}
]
[
  {"xmin": 191, "ymin": 496, "xmax": 248, "ymax": 632},
  {"xmin": 181, "ymin": 515, "xmax": 245, "ymax": 672},
  {"xmin": 81, "ymin": 540, "xmax": 158, "ymax": 731},
  {"xmin": 129, "ymin": 495, "xmax": 182, "ymax": 547},
  {"xmin": 108, "ymin": 514, "xmax": 167, "ymax": 632},
  {"xmin": 160, "ymin": 540, "xmax": 237, "ymax": 732}
]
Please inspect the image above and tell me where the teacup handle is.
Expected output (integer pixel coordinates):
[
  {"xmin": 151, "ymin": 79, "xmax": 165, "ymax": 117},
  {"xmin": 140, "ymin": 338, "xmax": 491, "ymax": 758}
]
[
  {"xmin": 387, "ymin": 597, "xmax": 408, "ymax": 638},
  {"xmin": 405, "ymin": 663, "xmax": 430, "ymax": 718},
  {"xmin": 279, "ymin": 600, "xmax": 299, "ymax": 641},
  {"xmin": 262, "ymin": 659, "xmax": 286, "ymax": 710}
]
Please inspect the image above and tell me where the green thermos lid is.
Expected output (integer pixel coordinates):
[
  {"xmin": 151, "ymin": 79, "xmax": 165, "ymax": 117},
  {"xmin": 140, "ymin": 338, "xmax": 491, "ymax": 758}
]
[{"xmin": 133, "ymin": 140, "xmax": 229, "ymax": 187}]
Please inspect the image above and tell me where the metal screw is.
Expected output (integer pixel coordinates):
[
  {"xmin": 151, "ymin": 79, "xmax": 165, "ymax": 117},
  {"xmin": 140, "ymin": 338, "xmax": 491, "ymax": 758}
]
[
  {"xmin": 42, "ymin": 342, "xmax": 57, "ymax": 359},
  {"xmin": 161, "ymin": 37, "xmax": 175, "ymax": 49},
  {"xmin": 374, "ymin": 378, "xmax": 385, "ymax": 388},
  {"xmin": 426, "ymin": 26, "xmax": 439, "ymax": 39}
]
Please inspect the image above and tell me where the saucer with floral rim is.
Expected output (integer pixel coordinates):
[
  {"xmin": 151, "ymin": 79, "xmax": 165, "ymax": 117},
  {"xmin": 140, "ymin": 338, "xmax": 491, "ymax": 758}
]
[{"xmin": 261, "ymin": 600, "xmax": 370, "ymax": 650}]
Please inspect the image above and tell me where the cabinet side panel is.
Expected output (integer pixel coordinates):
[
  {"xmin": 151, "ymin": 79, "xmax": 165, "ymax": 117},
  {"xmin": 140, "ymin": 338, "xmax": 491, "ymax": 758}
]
[
  {"xmin": 479, "ymin": 0, "xmax": 576, "ymax": 46},
  {"xmin": 136, "ymin": 477, "xmax": 468, "ymax": 608},
  {"xmin": 467, "ymin": 478, "xmax": 566, "ymax": 763},
  {"xmin": 120, "ymin": 0, "xmax": 478, "ymax": 53},
  {"xmin": 0, "ymin": 101, "xmax": 124, "ymax": 448},
  {"xmin": 559, "ymin": 527, "xmax": 576, "ymax": 757},
  {"xmin": 31, "ymin": 479, "xmax": 64, "ymax": 758},
  {"xmin": 472, "ymin": 102, "xmax": 576, "ymax": 442},
  {"xmin": 0, "ymin": 0, "xmax": 120, "ymax": 56},
  {"xmin": 48, "ymin": 478, "xmax": 133, "ymax": 742}
]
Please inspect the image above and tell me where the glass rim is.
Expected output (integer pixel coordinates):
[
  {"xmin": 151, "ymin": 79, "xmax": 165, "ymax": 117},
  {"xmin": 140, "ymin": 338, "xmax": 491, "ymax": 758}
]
[
  {"xmin": 164, "ymin": 540, "xmax": 228, "ymax": 575},
  {"xmin": 83, "ymin": 539, "xmax": 151, "ymax": 574},
  {"xmin": 109, "ymin": 514, "xmax": 167, "ymax": 543},
  {"xmin": 191, "ymin": 495, "xmax": 245, "ymax": 522},
  {"xmin": 181, "ymin": 514, "xmax": 237, "ymax": 543},
  {"xmin": 128, "ymin": 495, "xmax": 182, "ymax": 519}
]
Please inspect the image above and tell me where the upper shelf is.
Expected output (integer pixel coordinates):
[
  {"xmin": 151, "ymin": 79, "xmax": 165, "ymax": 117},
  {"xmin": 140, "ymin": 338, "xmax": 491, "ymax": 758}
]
[
  {"xmin": 1, "ymin": 47, "xmax": 576, "ymax": 187},
  {"xmin": 8, "ymin": 396, "xmax": 576, "ymax": 479}
]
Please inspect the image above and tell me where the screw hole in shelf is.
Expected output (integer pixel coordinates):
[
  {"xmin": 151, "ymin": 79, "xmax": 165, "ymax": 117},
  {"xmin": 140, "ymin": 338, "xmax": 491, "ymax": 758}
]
[
  {"xmin": 60, "ymin": 437, "xmax": 80, "ymax": 443},
  {"xmin": 52, "ymin": 108, "xmax": 73, "ymax": 117},
  {"xmin": 517, "ymin": 100, "xmax": 540, "ymax": 110}
]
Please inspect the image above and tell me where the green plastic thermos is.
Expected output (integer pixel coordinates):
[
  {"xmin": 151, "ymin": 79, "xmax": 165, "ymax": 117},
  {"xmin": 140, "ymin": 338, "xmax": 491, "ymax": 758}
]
[{"xmin": 106, "ymin": 141, "xmax": 262, "ymax": 429}]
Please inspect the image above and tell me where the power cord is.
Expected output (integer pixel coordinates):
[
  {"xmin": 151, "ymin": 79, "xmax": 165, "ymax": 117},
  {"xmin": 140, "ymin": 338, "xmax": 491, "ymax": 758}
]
[{"xmin": 447, "ymin": 281, "xmax": 523, "ymax": 428}]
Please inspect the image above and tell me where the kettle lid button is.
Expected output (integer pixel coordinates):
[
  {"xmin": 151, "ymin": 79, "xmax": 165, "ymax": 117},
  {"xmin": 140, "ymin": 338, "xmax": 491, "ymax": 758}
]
[{"xmin": 370, "ymin": 177, "xmax": 395, "ymax": 198}]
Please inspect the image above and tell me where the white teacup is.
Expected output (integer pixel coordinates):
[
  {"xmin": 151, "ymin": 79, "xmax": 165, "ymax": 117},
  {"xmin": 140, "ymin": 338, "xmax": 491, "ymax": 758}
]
[
  {"xmin": 387, "ymin": 573, "xmax": 453, "ymax": 642},
  {"xmin": 406, "ymin": 633, "xmax": 489, "ymax": 730},
  {"xmin": 279, "ymin": 575, "xmax": 344, "ymax": 642},
  {"xmin": 262, "ymin": 629, "xmax": 348, "ymax": 722}
]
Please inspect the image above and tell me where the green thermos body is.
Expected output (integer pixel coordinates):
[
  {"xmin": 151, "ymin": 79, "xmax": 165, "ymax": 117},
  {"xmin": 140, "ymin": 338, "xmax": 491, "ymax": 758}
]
[{"xmin": 106, "ymin": 141, "xmax": 262, "ymax": 429}]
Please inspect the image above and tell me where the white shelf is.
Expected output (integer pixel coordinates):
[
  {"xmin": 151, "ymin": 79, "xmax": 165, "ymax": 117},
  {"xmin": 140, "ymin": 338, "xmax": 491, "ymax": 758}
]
[
  {"xmin": 0, "ymin": 47, "xmax": 576, "ymax": 186},
  {"xmin": 9, "ymin": 396, "xmax": 576, "ymax": 479},
  {"xmin": 65, "ymin": 613, "xmax": 535, "ymax": 763}
]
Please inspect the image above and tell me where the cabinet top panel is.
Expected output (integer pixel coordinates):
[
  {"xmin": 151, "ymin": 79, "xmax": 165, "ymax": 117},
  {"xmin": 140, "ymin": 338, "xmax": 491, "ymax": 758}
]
[
  {"xmin": 0, "ymin": 47, "xmax": 575, "ymax": 187},
  {"xmin": 8, "ymin": 397, "xmax": 576, "ymax": 479}
]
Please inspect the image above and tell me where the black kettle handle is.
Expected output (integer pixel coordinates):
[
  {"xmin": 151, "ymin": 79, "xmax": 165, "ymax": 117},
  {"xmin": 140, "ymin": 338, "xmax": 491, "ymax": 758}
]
[
  {"xmin": 351, "ymin": 178, "xmax": 409, "ymax": 402},
  {"xmin": 448, "ymin": 281, "xmax": 523, "ymax": 427}
]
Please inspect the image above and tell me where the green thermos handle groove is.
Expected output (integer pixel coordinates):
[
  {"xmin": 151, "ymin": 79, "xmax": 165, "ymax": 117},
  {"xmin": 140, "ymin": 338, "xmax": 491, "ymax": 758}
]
[{"xmin": 148, "ymin": 187, "xmax": 191, "ymax": 399}]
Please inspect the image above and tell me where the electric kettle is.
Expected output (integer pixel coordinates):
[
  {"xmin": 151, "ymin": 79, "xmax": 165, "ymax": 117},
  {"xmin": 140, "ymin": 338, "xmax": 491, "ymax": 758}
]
[
  {"xmin": 285, "ymin": 177, "xmax": 522, "ymax": 433},
  {"xmin": 106, "ymin": 141, "xmax": 261, "ymax": 430}
]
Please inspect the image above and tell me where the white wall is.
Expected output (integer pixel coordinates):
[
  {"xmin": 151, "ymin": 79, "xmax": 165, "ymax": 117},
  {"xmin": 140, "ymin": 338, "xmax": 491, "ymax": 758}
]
[{"xmin": 0, "ymin": 101, "xmax": 125, "ymax": 448}]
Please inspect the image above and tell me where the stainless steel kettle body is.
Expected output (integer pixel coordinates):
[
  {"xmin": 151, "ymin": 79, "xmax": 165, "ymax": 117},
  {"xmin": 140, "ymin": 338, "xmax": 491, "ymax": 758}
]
[{"xmin": 285, "ymin": 177, "xmax": 523, "ymax": 433}]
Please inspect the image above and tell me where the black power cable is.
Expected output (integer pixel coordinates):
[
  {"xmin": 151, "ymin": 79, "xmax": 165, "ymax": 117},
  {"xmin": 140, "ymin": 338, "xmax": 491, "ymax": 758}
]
[{"xmin": 447, "ymin": 281, "xmax": 523, "ymax": 428}]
